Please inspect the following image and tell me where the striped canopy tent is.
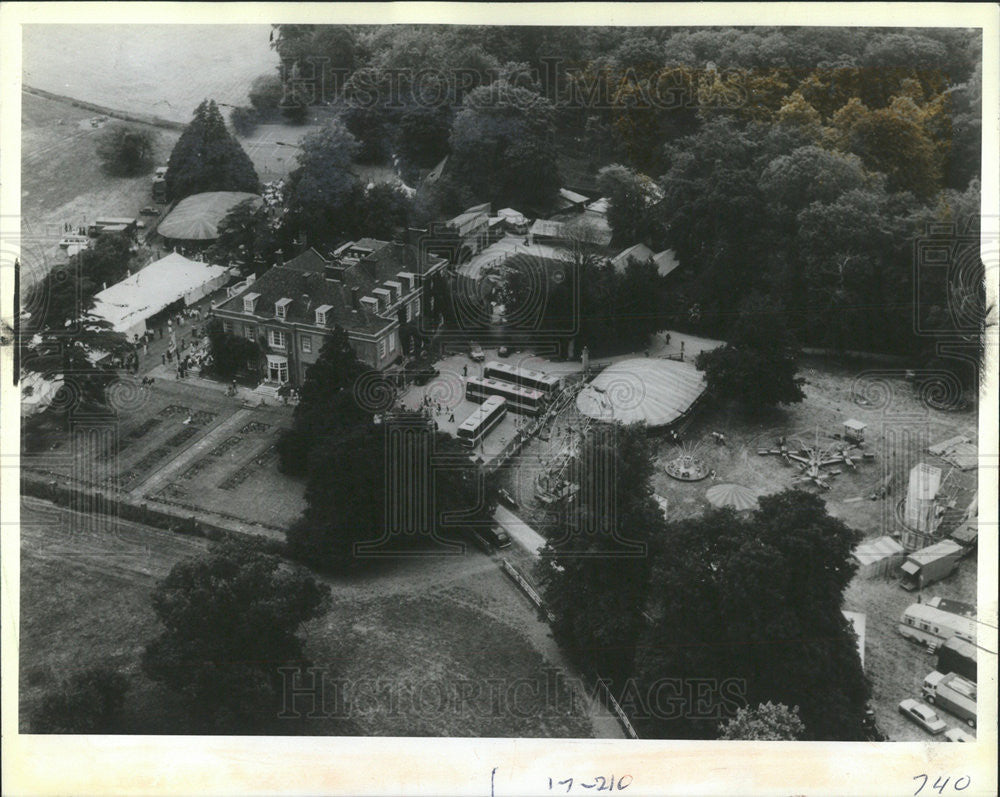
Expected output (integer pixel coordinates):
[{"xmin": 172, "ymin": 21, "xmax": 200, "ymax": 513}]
[
  {"xmin": 576, "ymin": 358, "xmax": 707, "ymax": 427},
  {"xmin": 158, "ymin": 191, "xmax": 261, "ymax": 241},
  {"xmin": 705, "ymin": 483, "xmax": 759, "ymax": 511}
]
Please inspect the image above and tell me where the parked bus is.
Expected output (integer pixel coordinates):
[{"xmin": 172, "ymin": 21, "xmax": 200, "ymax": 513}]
[
  {"xmin": 456, "ymin": 395, "xmax": 507, "ymax": 449},
  {"xmin": 898, "ymin": 602, "xmax": 976, "ymax": 651},
  {"xmin": 483, "ymin": 360, "xmax": 562, "ymax": 397},
  {"xmin": 937, "ymin": 636, "xmax": 977, "ymax": 683},
  {"xmin": 465, "ymin": 375, "xmax": 545, "ymax": 415}
]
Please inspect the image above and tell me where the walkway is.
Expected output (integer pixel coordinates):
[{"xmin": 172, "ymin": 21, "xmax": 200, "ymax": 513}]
[{"xmin": 494, "ymin": 504, "xmax": 547, "ymax": 556}]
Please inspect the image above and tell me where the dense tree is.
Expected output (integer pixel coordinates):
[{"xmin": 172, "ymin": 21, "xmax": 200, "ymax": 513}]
[
  {"xmin": 696, "ymin": 295, "xmax": 805, "ymax": 410},
  {"xmin": 206, "ymin": 318, "xmax": 261, "ymax": 380},
  {"xmin": 142, "ymin": 541, "xmax": 331, "ymax": 733},
  {"xmin": 396, "ymin": 107, "xmax": 451, "ymax": 172},
  {"xmin": 718, "ymin": 702, "xmax": 806, "ymax": 741},
  {"xmin": 277, "ymin": 326, "xmax": 371, "ymax": 476},
  {"xmin": 540, "ymin": 424, "xmax": 665, "ymax": 684},
  {"xmin": 165, "ymin": 100, "xmax": 260, "ymax": 201},
  {"xmin": 30, "ymin": 665, "xmax": 129, "ymax": 734},
  {"xmin": 285, "ymin": 120, "xmax": 361, "ymax": 244},
  {"xmin": 77, "ymin": 233, "xmax": 134, "ymax": 291},
  {"xmin": 633, "ymin": 490, "xmax": 869, "ymax": 740},
  {"xmin": 205, "ymin": 198, "xmax": 276, "ymax": 269},
  {"xmin": 449, "ymin": 79, "xmax": 561, "ymax": 210},
  {"xmin": 248, "ymin": 73, "xmax": 284, "ymax": 117},
  {"xmin": 96, "ymin": 123, "xmax": 157, "ymax": 176},
  {"xmin": 288, "ymin": 416, "xmax": 492, "ymax": 571},
  {"xmin": 597, "ymin": 164, "xmax": 664, "ymax": 246},
  {"xmin": 351, "ymin": 183, "xmax": 411, "ymax": 241}
]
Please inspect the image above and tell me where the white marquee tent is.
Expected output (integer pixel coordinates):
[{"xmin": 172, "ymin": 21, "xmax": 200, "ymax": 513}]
[{"xmin": 91, "ymin": 252, "xmax": 231, "ymax": 339}]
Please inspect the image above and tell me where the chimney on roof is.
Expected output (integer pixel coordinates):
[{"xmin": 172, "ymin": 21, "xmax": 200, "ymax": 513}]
[
  {"xmin": 301, "ymin": 293, "xmax": 311, "ymax": 312},
  {"xmin": 351, "ymin": 286, "xmax": 360, "ymax": 311}
]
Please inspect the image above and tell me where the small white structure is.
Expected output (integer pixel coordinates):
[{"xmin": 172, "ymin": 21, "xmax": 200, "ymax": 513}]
[
  {"xmin": 852, "ymin": 535, "xmax": 905, "ymax": 579},
  {"xmin": 91, "ymin": 252, "xmax": 231, "ymax": 338},
  {"xmin": 904, "ymin": 462, "xmax": 942, "ymax": 533}
]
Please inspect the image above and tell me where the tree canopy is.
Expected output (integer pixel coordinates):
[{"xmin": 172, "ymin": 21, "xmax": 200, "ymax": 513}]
[
  {"xmin": 695, "ymin": 295, "xmax": 806, "ymax": 410},
  {"xmin": 96, "ymin": 123, "xmax": 157, "ymax": 176},
  {"xmin": 633, "ymin": 490, "xmax": 869, "ymax": 740},
  {"xmin": 165, "ymin": 100, "xmax": 260, "ymax": 201},
  {"xmin": 142, "ymin": 541, "xmax": 330, "ymax": 732},
  {"xmin": 30, "ymin": 665, "xmax": 129, "ymax": 733},
  {"xmin": 718, "ymin": 702, "xmax": 806, "ymax": 741}
]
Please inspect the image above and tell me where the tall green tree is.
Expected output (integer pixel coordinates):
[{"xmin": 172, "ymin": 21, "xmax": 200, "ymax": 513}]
[
  {"xmin": 165, "ymin": 100, "xmax": 260, "ymax": 201},
  {"xmin": 695, "ymin": 294, "xmax": 805, "ymax": 410},
  {"xmin": 634, "ymin": 490, "xmax": 869, "ymax": 740},
  {"xmin": 449, "ymin": 79, "xmax": 561, "ymax": 210},
  {"xmin": 277, "ymin": 326, "xmax": 370, "ymax": 476},
  {"xmin": 288, "ymin": 416, "xmax": 492, "ymax": 572},
  {"xmin": 597, "ymin": 164, "xmax": 663, "ymax": 246},
  {"xmin": 540, "ymin": 424, "xmax": 665, "ymax": 685},
  {"xmin": 96, "ymin": 123, "xmax": 157, "ymax": 176},
  {"xmin": 285, "ymin": 120, "xmax": 360, "ymax": 244},
  {"xmin": 142, "ymin": 541, "xmax": 331, "ymax": 733}
]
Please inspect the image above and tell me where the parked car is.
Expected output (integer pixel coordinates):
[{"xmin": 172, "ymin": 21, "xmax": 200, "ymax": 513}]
[
  {"xmin": 498, "ymin": 345, "xmax": 510, "ymax": 357},
  {"xmin": 139, "ymin": 206, "xmax": 160, "ymax": 216},
  {"xmin": 488, "ymin": 527, "xmax": 512, "ymax": 548},
  {"xmin": 898, "ymin": 699, "xmax": 947, "ymax": 735},
  {"xmin": 944, "ymin": 727, "xmax": 975, "ymax": 742},
  {"xmin": 498, "ymin": 488, "xmax": 518, "ymax": 508}
]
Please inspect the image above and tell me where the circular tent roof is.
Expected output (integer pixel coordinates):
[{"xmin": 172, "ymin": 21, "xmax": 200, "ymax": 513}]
[
  {"xmin": 705, "ymin": 483, "xmax": 759, "ymax": 512},
  {"xmin": 576, "ymin": 358, "xmax": 707, "ymax": 427},
  {"xmin": 158, "ymin": 191, "xmax": 261, "ymax": 241}
]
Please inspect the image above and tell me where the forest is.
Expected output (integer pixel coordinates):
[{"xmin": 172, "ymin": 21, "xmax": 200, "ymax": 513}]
[{"xmin": 262, "ymin": 25, "xmax": 984, "ymax": 367}]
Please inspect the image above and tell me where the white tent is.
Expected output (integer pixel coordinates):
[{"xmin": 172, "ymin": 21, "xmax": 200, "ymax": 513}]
[{"xmin": 91, "ymin": 252, "xmax": 231, "ymax": 339}]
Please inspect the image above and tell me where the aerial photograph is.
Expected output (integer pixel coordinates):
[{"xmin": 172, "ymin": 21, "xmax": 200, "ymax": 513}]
[{"xmin": 14, "ymin": 20, "xmax": 988, "ymax": 750}]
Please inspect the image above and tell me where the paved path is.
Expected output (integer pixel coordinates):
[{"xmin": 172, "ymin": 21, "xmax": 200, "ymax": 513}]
[
  {"xmin": 494, "ymin": 504, "xmax": 547, "ymax": 555},
  {"xmin": 130, "ymin": 407, "xmax": 255, "ymax": 496}
]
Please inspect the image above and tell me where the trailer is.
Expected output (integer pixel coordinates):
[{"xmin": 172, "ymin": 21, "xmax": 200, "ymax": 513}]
[
  {"xmin": 899, "ymin": 539, "xmax": 963, "ymax": 591},
  {"xmin": 898, "ymin": 603, "xmax": 976, "ymax": 651},
  {"xmin": 922, "ymin": 671, "xmax": 976, "ymax": 727},
  {"xmin": 937, "ymin": 636, "xmax": 977, "ymax": 683}
]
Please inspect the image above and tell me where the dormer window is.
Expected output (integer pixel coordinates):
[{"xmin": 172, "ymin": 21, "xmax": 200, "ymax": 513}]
[
  {"xmin": 314, "ymin": 304, "xmax": 333, "ymax": 327},
  {"xmin": 360, "ymin": 296, "xmax": 378, "ymax": 314},
  {"xmin": 243, "ymin": 292, "xmax": 260, "ymax": 314},
  {"xmin": 275, "ymin": 297, "xmax": 292, "ymax": 320}
]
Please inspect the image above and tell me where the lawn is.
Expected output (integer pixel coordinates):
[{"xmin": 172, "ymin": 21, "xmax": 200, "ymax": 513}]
[
  {"xmin": 20, "ymin": 91, "xmax": 179, "ymax": 279},
  {"xmin": 18, "ymin": 498, "xmax": 208, "ymax": 733},
  {"xmin": 19, "ymin": 498, "xmax": 596, "ymax": 737}
]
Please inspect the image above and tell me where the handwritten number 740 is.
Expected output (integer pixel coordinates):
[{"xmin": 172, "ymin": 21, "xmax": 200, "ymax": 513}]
[{"xmin": 913, "ymin": 774, "xmax": 971, "ymax": 795}]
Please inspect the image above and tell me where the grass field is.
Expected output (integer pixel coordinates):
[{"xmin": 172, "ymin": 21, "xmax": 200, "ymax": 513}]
[
  {"xmin": 20, "ymin": 91, "xmax": 179, "ymax": 280},
  {"xmin": 19, "ymin": 498, "xmax": 597, "ymax": 737}
]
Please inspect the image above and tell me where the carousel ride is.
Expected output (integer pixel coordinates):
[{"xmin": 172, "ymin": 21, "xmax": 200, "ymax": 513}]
[{"xmin": 758, "ymin": 427, "xmax": 874, "ymax": 490}]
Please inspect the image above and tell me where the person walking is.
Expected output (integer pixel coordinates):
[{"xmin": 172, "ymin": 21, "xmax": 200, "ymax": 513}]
[{"xmin": 161, "ymin": 353, "xmax": 166, "ymax": 366}]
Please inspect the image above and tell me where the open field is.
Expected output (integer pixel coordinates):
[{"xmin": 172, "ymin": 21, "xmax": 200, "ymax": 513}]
[
  {"xmin": 19, "ymin": 91, "xmax": 179, "ymax": 279},
  {"xmin": 22, "ymin": 25, "xmax": 277, "ymax": 125},
  {"xmin": 19, "ymin": 498, "xmax": 598, "ymax": 737}
]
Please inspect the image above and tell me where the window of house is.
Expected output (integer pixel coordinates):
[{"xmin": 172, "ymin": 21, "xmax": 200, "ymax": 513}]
[
  {"xmin": 378, "ymin": 339, "xmax": 386, "ymax": 359},
  {"xmin": 275, "ymin": 298, "xmax": 291, "ymax": 319},
  {"xmin": 411, "ymin": 299, "xmax": 420, "ymax": 318},
  {"xmin": 268, "ymin": 329, "xmax": 286, "ymax": 349},
  {"xmin": 315, "ymin": 310, "xmax": 326, "ymax": 326},
  {"xmin": 388, "ymin": 332, "xmax": 396, "ymax": 353},
  {"xmin": 244, "ymin": 325, "xmax": 255, "ymax": 340},
  {"xmin": 301, "ymin": 335, "xmax": 312, "ymax": 354},
  {"xmin": 223, "ymin": 320, "xmax": 233, "ymax": 334}
]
